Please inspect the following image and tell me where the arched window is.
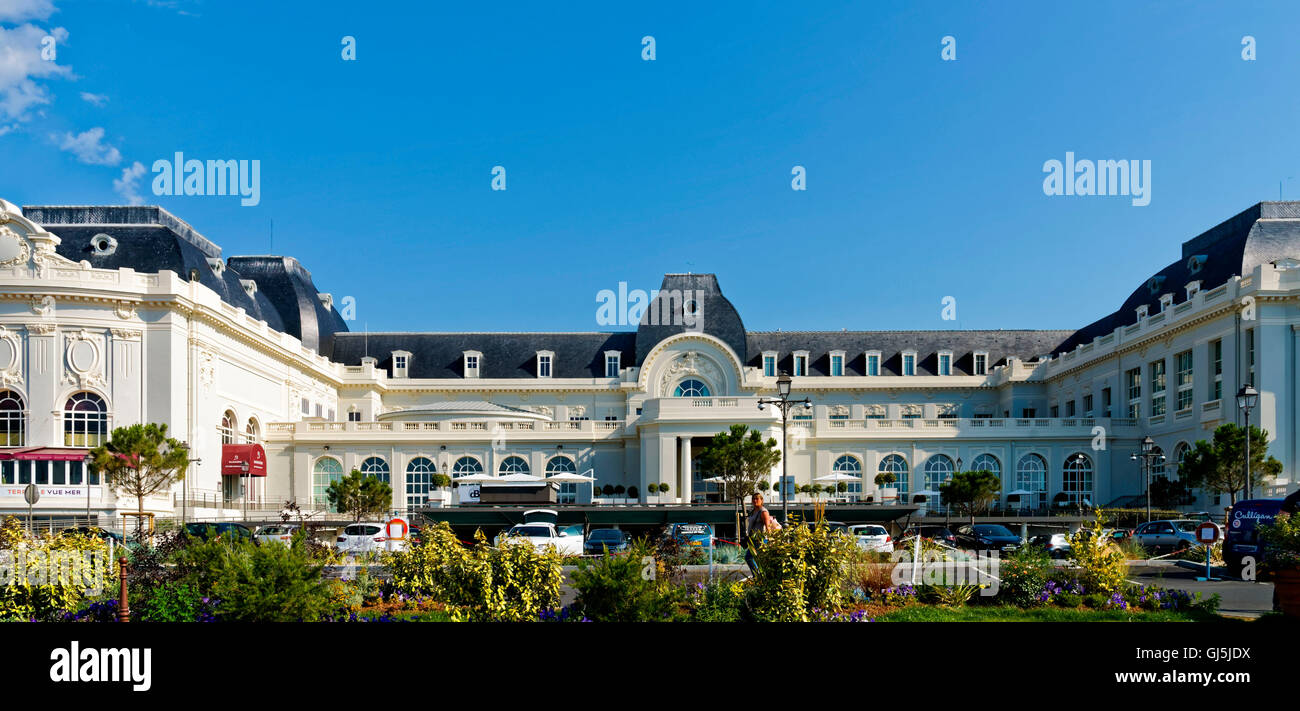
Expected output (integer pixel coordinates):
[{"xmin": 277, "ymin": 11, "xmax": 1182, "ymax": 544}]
[
  {"xmin": 0, "ymin": 390, "xmax": 25, "ymax": 446},
  {"xmin": 452, "ymin": 456, "xmax": 482, "ymax": 477},
  {"xmin": 1173, "ymin": 442, "xmax": 1190, "ymax": 480},
  {"xmin": 878, "ymin": 454, "xmax": 908, "ymax": 493},
  {"xmin": 499, "ymin": 455, "xmax": 530, "ymax": 476},
  {"xmin": 405, "ymin": 457, "xmax": 436, "ymax": 510},
  {"xmin": 833, "ymin": 455, "xmax": 863, "ymax": 500},
  {"xmin": 547, "ymin": 455, "xmax": 578, "ymax": 503},
  {"xmin": 64, "ymin": 392, "xmax": 108, "ymax": 447},
  {"xmin": 673, "ymin": 379, "xmax": 711, "ymax": 397},
  {"xmin": 1063, "ymin": 453, "xmax": 1094, "ymax": 505},
  {"xmin": 970, "ymin": 453, "xmax": 1001, "ymax": 481},
  {"xmin": 1015, "ymin": 453, "xmax": 1048, "ymax": 507},
  {"xmin": 923, "ymin": 454, "xmax": 955, "ymax": 491},
  {"xmin": 360, "ymin": 456, "xmax": 390, "ymax": 484},
  {"xmin": 219, "ymin": 409, "xmax": 237, "ymax": 445},
  {"xmin": 244, "ymin": 417, "xmax": 260, "ymax": 443},
  {"xmin": 312, "ymin": 457, "xmax": 344, "ymax": 511},
  {"xmin": 1149, "ymin": 446, "xmax": 1166, "ymax": 480}
]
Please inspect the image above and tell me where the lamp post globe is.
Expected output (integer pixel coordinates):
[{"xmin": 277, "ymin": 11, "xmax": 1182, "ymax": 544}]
[{"xmin": 777, "ymin": 373, "xmax": 792, "ymax": 397}]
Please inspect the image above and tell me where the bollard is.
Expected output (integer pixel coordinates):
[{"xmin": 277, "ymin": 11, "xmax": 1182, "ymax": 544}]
[{"xmin": 117, "ymin": 556, "xmax": 130, "ymax": 623}]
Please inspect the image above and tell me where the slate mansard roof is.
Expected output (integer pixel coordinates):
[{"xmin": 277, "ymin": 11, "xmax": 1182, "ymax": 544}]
[
  {"xmin": 24, "ymin": 205, "xmax": 349, "ymax": 355},
  {"xmin": 1052, "ymin": 201, "xmax": 1300, "ymax": 355}
]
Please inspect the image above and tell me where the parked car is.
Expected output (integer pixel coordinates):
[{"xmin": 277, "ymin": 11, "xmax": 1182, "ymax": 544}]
[
  {"xmin": 1133, "ymin": 519, "xmax": 1202, "ymax": 551},
  {"xmin": 184, "ymin": 522, "xmax": 253, "ymax": 542},
  {"xmin": 899, "ymin": 525, "xmax": 958, "ymax": 548},
  {"xmin": 1102, "ymin": 527, "xmax": 1134, "ymax": 543},
  {"xmin": 954, "ymin": 524, "xmax": 1023, "ymax": 552},
  {"xmin": 253, "ymin": 524, "xmax": 298, "ymax": 546},
  {"xmin": 496, "ymin": 523, "xmax": 583, "ymax": 555},
  {"xmin": 1028, "ymin": 532, "xmax": 1071, "ymax": 559},
  {"xmin": 336, "ymin": 521, "xmax": 408, "ymax": 553},
  {"xmin": 665, "ymin": 523, "xmax": 714, "ymax": 548},
  {"xmin": 584, "ymin": 528, "xmax": 631, "ymax": 555},
  {"xmin": 849, "ymin": 524, "xmax": 893, "ymax": 553},
  {"xmin": 61, "ymin": 527, "xmax": 125, "ymax": 544}
]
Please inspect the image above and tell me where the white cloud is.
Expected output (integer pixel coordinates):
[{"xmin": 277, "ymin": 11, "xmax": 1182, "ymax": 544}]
[
  {"xmin": 0, "ymin": 23, "xmax": 72, "ymax": 122},
  {"xmin": 55, "ymin": 126, "xmax": 121, "ymax": 165},
  {"xmin": 79, "ymin": 91, "xmax": 107, "ymax": 106},
  {"xmin": 0, "ymin": 0, "xmax": 56, "ymax": 23},
  {"xmin": 113, "ymin": 160, "xmax": 146, "ymax": 205}
]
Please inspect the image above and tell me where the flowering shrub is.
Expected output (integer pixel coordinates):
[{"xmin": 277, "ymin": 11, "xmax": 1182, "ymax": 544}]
[
  {"xmin": 0, "ymin": 521, "xmax": 116, "ymax": 621},
  {"xmin": 570, "ymin": 539, "xmax": 684, "ymax": 621},
  {"xmin": 1068, "ymin": 521, "xmax": 1127, "ymax": 594},
  {"xmin": 692, "ymin": 581, "xmax": 747, "ymax": 622},
  {"xmin": 747, "ymin": 519, "xmax": 856, "ymax": 621},
  {"xmin": 879, "ymin": 584, "xmax": 918, "ymax": 605},
  {"xmin": 999, "ymin": 545, "xmax": 1054, "ymax": 608}
]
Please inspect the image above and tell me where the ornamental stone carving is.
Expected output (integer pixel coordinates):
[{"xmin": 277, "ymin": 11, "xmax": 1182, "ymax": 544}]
[
  {"xmin": 902, "ymin": 403, "xmax": 922, "ymax": 417},
  {"xmin": 659, "ymin": 350, "xmax": 723, "ymax": 397},
  {"xmin": 0, "ymin": 326, "xmax": 21, "ymax": 387},
  {"xmin": 63, "ymin": 330, "xmax": 105, "ymax": 388},
  {"xmin": 0, "ymin": 225, "xmax": 31, "ymax": 267},
  {"xmin": 865, "ymin": 404, "xmax": 885, "ymax": 417},
  {"xmin": 30, "ymin": 295, "xmax": 54, "ymax": 317},
  {"xmin": 115, "ymin": 301, "xmax": 138, "ymax": 320},
  {"xmin": 829, "ymin": 404, "xmax": 849, "ymax": 417}
]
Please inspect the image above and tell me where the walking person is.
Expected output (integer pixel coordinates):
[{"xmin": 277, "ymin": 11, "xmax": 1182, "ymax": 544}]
[{"xmin": 744, "ymin": 492, "xmax": 780, "ymax": 576}]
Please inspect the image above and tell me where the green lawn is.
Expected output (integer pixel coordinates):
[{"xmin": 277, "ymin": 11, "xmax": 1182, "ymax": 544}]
[{"xmin": 875, "ymin": 605, "xmax": 1226, "ymax": 622}]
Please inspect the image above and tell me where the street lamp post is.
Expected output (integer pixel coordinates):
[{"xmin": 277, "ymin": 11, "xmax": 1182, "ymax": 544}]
[
  {"xmin": 1237, "ymin": 384, "xmax": 1259, "ymax": 500},
  {"xmin": 945, "ymin": 457, "xmax": 961, "ymax": 528},
  {"xmin": 757, "ymin": 372, "xmax": 812, "ymax": 525},
  {"xmin": 1130, "ymin": 436, "xmax": 1164, "ymax": 524},
  {"xmin": 240, "ymin": 459, "xmax": 250, "ymax": 522}
]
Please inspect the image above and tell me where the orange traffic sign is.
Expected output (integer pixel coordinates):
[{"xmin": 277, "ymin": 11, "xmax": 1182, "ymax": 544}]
[{"xmin": 1195, "ymin": 521, "xmax": 1220, "ymax": 543}]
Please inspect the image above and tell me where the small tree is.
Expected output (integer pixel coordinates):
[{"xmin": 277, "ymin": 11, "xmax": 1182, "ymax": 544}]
[
  {"xmin": 1180, "ymin": 423, "xmax": 1282, "ymax": 507},
  {"xmin": 698, "ymin": 424, "xmax": 782, "ymax": 533},
  {"xmin": 874, "ymin": 471, "xmax": 897, "ymax": 491},
  {"xmin": 627, "ymin": 485, "xmax": 639, "ymax": 499},
  {"xmin": 431, "ymin": 473, "xmax": 452, "ymax": 489},
  {"xmin": 657, "ymin": 482, "xmax": 670, "ymax": 495},
  {"xmin": 940, "ymin": 470, "xmax": 1002, "ymax": 525},
  {"xmin": 90, "ymin": 423, "xmax": 190, "ymax": 538},
  {"xmin": 602, "ymin": 484, "xmax": 615, "ymax": 496},
  {"xmin": 326, "ymin": 469, "xmax": 393, "ymax": 522}
]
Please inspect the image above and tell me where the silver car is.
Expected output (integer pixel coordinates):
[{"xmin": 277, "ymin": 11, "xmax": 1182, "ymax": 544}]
[{"xmin": 1134, "ymin": 519, "xmax": 1201, "ymax": 550}]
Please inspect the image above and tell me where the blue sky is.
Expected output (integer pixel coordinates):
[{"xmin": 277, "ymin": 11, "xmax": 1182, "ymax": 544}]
[{"xmin": 2, "ymin": 0, "xmax": 1299, "ymax": 334}]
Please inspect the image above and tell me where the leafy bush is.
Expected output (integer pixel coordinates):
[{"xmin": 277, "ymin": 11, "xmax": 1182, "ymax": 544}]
[
  {"xmin": 1068, "ymin": 521, "xmax": 1127, "ymax": 594},
  {"xmin": 0, "ymin": 522, "xmax": 116, "ymax": 621},
  {"xmin": 137, "ymin": 582, "xmax": 218, "ymax": 622},
  {"xmin": 1259, "ymin": 512, "xmax": 1300, "ymax": 573},
  {"xmin": 387, "ymin": 523, "xmax": 562, "ymax": 621},
  {"xmin": 998, "ymin": 545, "xmax": 1053, "ymax": 608},
  {"xmin": 692, "ymin": 581, "xmax": 747, "ymax": 622},
  {"xmin": 570, "ymin": 539, "xmax": 682, "ymax": 621},
  {"xmin": 918, "ymin": 583, "xmax": 979, "ymax": 607},
  {"xmin": 747, "ymin": 519, "xmax": 856, "ymax": 621},
  {"xmin": 169, "ymin": 537, "xmax": 332, "ymax": 621}
]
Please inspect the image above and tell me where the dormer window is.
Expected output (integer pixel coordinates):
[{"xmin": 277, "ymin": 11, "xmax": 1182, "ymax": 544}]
[
  {"xmin": 1146, "ymin": 275, "xmax": 1166, "ymax": 296},
  {"xmin": 1136, "ymin": 304, "xmax": 1150, "ymax": 319},
  {"xmin": 1158, "ymin": 293, "xmax": 1174, "ymax": 312},
  {"xmin": 865, "ymin": 350, "xmax": 881, "ymax": 376},
  {"xmin": 792, "ymin": 351, "xmax": 809, "ymax": 377},
  {"xmin": 537, "ymin": 351, "xmax": 554, "ymax": 378},
  {"xmin": 391, "ymin": 350, "xmax": 411, "ymax": 378},
  {"xmin": 1185, "ymin": 281, "xmax": 1201, "ymax": 300},
  {"xmin": 901, "ymin": 350, "xmax": 917, "ymax": 376},
  {"xmin": 937, "ymin": 350, "xmax": 953, "ymax": 376},
  {"xmin": 240, "ymin": 279, "xmax": 258, "ymax": 298},
  {"xmin": 463, "ymin": 350, "xmax": 482, "ymax": 379},
  {"xmin": 604, "ymin": 350, "xmax": 621, "ymax": 378},
  {"xmin": 206, "ymin": 258, "xmax": 225, "ymax": 277},
  {"xmin": 829, "ymin": 350, "xmax": 845, "ymax": 376},
  {"xmin": 1187, "ymin": 254, "xmax": 1207, "ymax": 275},
  {"xmin": 762, "ymin": 351, "xmax": 778, "ymax": 377},
  {"xmin": 972, "ymin": 351, "xmax": 988, "ymax": 375}
]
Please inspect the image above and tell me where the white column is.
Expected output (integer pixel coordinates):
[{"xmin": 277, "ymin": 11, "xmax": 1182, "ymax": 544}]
[{"xmin": 679, "ymin": 437, "xmax": 692, "ymax": 503}]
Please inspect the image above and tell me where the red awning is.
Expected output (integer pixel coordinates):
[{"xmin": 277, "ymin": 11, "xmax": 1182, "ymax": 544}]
[
  {"xmin": 221, "ymin": 443, "xmax": 267, "ymax": 477},
  {"xmin": 0, "ymin": 447, "xmax": 90, "ymax": 462}
]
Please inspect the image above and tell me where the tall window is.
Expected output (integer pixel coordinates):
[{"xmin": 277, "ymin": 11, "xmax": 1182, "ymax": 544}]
[
  {"xmin": 1101, "ymin": 387, "xmax": 1112, "ymax": 417},
  {"xmin": 499, "ymin": 455, "xmax": 530, "ymax": 476},
  {"xmin": 937, "ymin": 352, "xmax": 952, "ymax": 376},
  {"xmin": 0, "ymin": 390, "xmax": 24, "ymax": 446},
  {"xmin": 923, "ymin": 454, "xmax": 954, "ymax": 491},
  {"xmin": 218, "ymin": 410, "xmax": 237, "ymax": 444},
  {"xmin": 1065, "ymin": 400, "xmax": 1076, "ymax": 417},
  {"xmin": 244, "ymin": 417, "xmax": 260, "ymax": 443},
  {"xmin": 674, "ymin": 379, "xmax": 710, "ymax": 397},
  {"xmin": 1175, "ymin": 350, "xmax": 1193, "ymax": 411},
  {"xmin": 1125, "ymin": 368, "xmax": 1142, "ymax": 418},
  {"xmin": 537, "ymin": 352, "xmax": 553, "ymax": 378},
  {"xmin": 1150, "ymin": 359, "xmax": 1166, "ymax": 417},
  {"xmin": 547, "ymin": 456, "xmax": 578, "ymax": 503},
  {"xmin": 605, "ymin": 353, "xmax": 621, "ymax": 378},
  {"xmin": 901, "ymin": 352, "xmax": 916, "ymax": 376},
  {"xmin": 1015, "ymin": 453, "xmax": 1047, "ymax": 508},
  {"xmin": 392, "ymin": 353, "xmax": 408, "ymax": 377},
  {"xmin": 313, "ymin": 457, "xmax": 344, "ymax": 510},
  {"xmin": 1211, "ymin": 339, "xmax": 1223, "ymax": 401},
  {"xmin": 865, "ymin": 352, "xmax": 880, "ymax": 376},
  {"xmin": 1246, "ymin": 328, "xmax": 1255, "ymax": 385},
  {"xmin": 348, "ymin": 409, "xmax": 362, "ymax": 422},
  {"xmin": 1062, "ymin": 453, "xmax": 1093, "ymax": 505},
  {"xmin": 878, "ymin": 454, "xmax": 908, "ymax": 494},
  {"xmin": 970, "ymin": 453, "xmax": 1001, "ymax": 484},
  {"xmin": 763, "ymin": 354, "xmax": 776, "ymax": 377},
  {"xmin": 1083, "ymin": 394, "xmax": 1093, "ymax": 416},
  {"xmin": 972, "ymin": 352, "xmax": 988, "ymax": 375},
  {"xmin": 405, "ymin": 457, "xmax": 435, "ymax": 510},
  {"xmin": 832, "ymin": 455, "xmax": 863, "ymax": 500},
  {"xmin": 829, "ymin": 352, "xmax": 845, "ymax": 377},
  {"xmin": 1149, "ymin": 446, "xmax": 1166, "ymax": 480},
  {"xmin": 360, "ymin": 456, "xmax": 390, "ymax": 484},
  {"xmin": 793, "ymin": 353, "xmax": 808, "ymax": 376},
  {"xmin": 464, "ymin": 351, "xmax": 481, "ymax": 378},
  {"xmin": 452, "ymin": 456, "xmax": 483, "ymax": 477},
  {"xmin": 64, "ymin": 392, "xmax": 108, "ymax": 447},
  {"xmin": 1173, "ymin": 442, "xmax": 1190, "ymax": 480}
]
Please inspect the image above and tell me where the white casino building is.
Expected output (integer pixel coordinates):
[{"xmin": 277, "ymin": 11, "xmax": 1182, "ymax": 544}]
[{"xmin": 0, "ymin": 197, "xmax": 1296, "ymax": 526}]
